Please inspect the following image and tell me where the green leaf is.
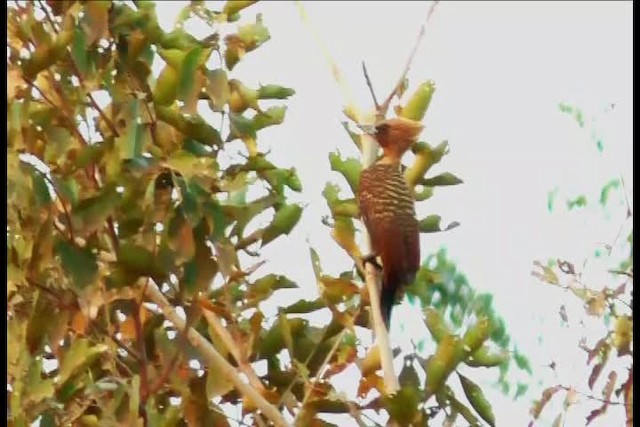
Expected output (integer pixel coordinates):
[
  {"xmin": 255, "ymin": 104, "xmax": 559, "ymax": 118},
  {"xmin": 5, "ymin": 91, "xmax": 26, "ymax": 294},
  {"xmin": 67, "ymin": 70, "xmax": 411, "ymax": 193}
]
[
  {"xmin": 71, "ymin": 26, "xmax": 89, "ymax": 75},
  {"xmin": 419, "ymin": 215, "xmax": 460, "ymax": 233},
  {"xmin": 320, "ymin": 276, "xmax": 358, "ymax": 304},
  {"xmin": 261, "ymin": 204, "xmax": 303, "ymax": 246},
  {"xmin": 445, "ymin": 387, "xmax": 481, "ymax": 426},
  {"xmin": 83, "ymin": 1, "xmax": 110, "ymax": 45},
  {"xmin": 425, "ymin": 335, "xmax": 466, "ymax": 397},
  {"xmin": 257, "ymin": 317, "xmax": 305, "ymax": 359},
  {"xmin": 222, "ymin": 0, "xmax": 258, "ymax": 16},
  {"xmin": 462, "ymin": 317, "xmax": 491, "ymax": 356},
  {"xmin": 164, "ymin": 150, "xmax": 217, "ymax": 180},
  {"xmin": 154, "ymin": 66, "xmax": 179, "ymax": 105},
  {"xmin": 384, "ymin": 386, "xmax": 420, "ymax": 425},
  {"xmin": 23, "ymin": 357, "xmax": 55, "ymax": 408},
  {"xmin": 424, "ymin": 307, "xmax": 453, "ymax": 343},
  {"xmin": 237, "ymin": 13, "xmax": 270, "ymax": 51},
  {"xmin": 117, "ymin": 243, "xmax": 161, "ymax": 279},
  {"xmin": 26, "ymin": 293, "xmax": 55, "ymax": 354},
  {"xmin": 30, "ymin": 170, "xmax": 52, "ymax": 208},
  {"xmin": 155, "ymin": 105, "xmax": 222, "ymax": 146},
  {"xmin": 178, "ymin": 46, "xmax": 203, "ymax": 100},
  {"xmin": 566, "ymin": 195, "xmax": 588, "ymax": 210},
  {"xmin": 22, "ymin": 28, "xmax": 74, "ymax": 79},
  {"xmin": 309, "ymin": 247, "xmax": 323, "ymax": 282},
  {"xmin": 73, "ymin": 144, "xmax": 106, "ymax": 172},
  {"xmin": 252, "ymin": 106, "xmax": 287, "ymax": 131},
  {"xmin": 600, "ymin": 179, "xmax": 620, "ymax": 206},
  {"xmin": 547, "ymin": 188, "xmax": 559, "ymax": 212},
  {"xmin": 513, "ymin": 349, "xmax": 532, "ymax": 375},
  {"xmin": 328, "ymin": 152, "xmax": 361, "ymax": 195},
  {"xmin": 514, "ymin": 382, "xmax": 529, "ymax": 400},
  {"xmin": 206, "ymin": 69, "xmax": 229, "ymax": 112},
  {"xmin": 421, "ymin": 172, "xmax": 463, "ymax": 187},
  {"xmin": 58, "ymin": 338, "xmax": 108, "ymax": 386},
  {"xmin": 459, "ymin": 373, "xmax": 496, "ymax": 427},
  {"xmin": 71, "ymin": 186, "xmax": 120, "ymax": 233},
  {"xmin": 117, "ymin": 100, "xmax": 145, "ymax": 160},
  {"xmin": 322, "ymin": 183, "xmax": 359, "ymax": 218},
  {"xmin": 257, "ymin": 84, "xmax": 295, "ymax": 100},
  {"xmin": 205, "ymin": 369, "xmax": 234, "ymax": 399},
  {"xmin": 160, "ymin": 29, "xmax": 202, "ymax": 51},
  {"xmin": 558, "ymin": 102, "xmax": 585, "ymax": 127},
  {"xmin": 282, "ymin": 298, "xmax": 326, "ymax": 314},
  {"xmin": 400, "ymin": 80, "xmax": 436, "ymax": 121},
  {"xmin": 55, "ymin": 240, "xmax": 98, "ymax": 290},
  {"xmin": 246, "ymin": 274, "xmax": 297, "ymax": 307},
  {"xmin": 228, "ymin": 112, "xmax": 257, "ymax": 140}
]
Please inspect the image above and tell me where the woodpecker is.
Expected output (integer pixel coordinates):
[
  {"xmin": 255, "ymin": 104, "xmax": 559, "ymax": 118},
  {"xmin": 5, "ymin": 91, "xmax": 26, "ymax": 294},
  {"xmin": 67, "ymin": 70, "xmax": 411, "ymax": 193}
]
[{"xmin": 357, "ymin": 117, "xmax": 423, "ymax": 329}]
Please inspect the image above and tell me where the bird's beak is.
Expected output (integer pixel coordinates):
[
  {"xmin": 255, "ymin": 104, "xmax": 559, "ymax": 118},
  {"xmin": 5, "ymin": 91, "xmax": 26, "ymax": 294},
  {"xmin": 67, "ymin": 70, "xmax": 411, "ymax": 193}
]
[{"xmin": 357, "ymin": 123, "xmax": 376, "ymax": 135}]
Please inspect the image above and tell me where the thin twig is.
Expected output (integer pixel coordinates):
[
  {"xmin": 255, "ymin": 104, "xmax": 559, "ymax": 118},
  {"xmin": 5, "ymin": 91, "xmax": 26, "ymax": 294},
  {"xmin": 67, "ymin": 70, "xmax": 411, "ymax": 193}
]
[
  {"xmin": 235, "ymin": 228, "xmax": 264, "ymax": 251},
  {"xmin": 144, "ymin": 280, "xmax": 288, "ymax": 427},
  {"xmin": 91, "ymin": 323, "xmax": 144, "ymax": 363},
  {"xmin": 293, "ymin": 329, "xmax": 348, "ymax": 424},
  {"xmin": 558, "ymin": 385, "xmax": 626, "ymax": 406},
  {"xmin": 133, "ymin": 299, "xmax": 149, "ymax": 405},
  {"xmin": 25, "ymin": 78, "xmax": 88, "ymax": 148},
  {"xmin": 378, "ymin": 1, "xmax": 440, "ymax": 119},
  {"xmin": 362, "ymin": 62, "xmax": 380, "ymax": 110},
  {"xmin": 29, "ymin": 166, "xmax": 75, "ymax": 242},
  {"xmin": 37, "ymin": 0, "xmax": 59, "ymax": 34},
  {"xmin": 608, "ymin": 270, "xmax": 633, "ymax": 279},
  {"xmin": 67, "ymin": 43, "xmax": 121, "ymax": 139}
]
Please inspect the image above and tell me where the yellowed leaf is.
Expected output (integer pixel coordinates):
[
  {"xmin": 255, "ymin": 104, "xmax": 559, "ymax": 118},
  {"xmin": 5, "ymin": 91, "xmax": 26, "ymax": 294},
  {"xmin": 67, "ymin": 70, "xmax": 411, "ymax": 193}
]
[
  {"xmin": 71, "ymin": 310, "xmax": 89, "ymax": 335},
  {"xmin": 613, "ymin": 315, "xmax": 633, "ymax": 356},
  {"xmin": 585, "ymin": 291, "xmax": 607, "ymax": 317},
  {"xmin": 361, "ymin": 346, "xmax": 380, "ymax": 376}
]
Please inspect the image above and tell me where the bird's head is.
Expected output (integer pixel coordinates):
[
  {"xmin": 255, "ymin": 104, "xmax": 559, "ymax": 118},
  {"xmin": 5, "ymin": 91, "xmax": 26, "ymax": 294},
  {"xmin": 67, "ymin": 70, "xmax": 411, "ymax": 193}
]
[{"xmin": 359, "ymin": 117, "xmax": 424, "ymax": 162}]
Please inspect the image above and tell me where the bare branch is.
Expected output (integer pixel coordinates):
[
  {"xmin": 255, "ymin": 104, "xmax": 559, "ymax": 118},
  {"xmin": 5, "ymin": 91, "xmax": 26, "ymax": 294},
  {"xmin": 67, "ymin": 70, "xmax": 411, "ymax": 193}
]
[
  {"xmin": 362, "ymin": 62, "xmax": 380, "ymax": 110},
  {"xmin": 293, "ymin": 329, "xmax": 347, "ymax": 423},
  {"xmin": 144, "ymin": 280, "xmax": 289, "ymax": 427},
  {"xmin": 202, "ymin": 308, "xmax": 267, "ymax": 394},
  {"xmin": 378, "ymin": 1, "xmax": 440, "ymax": 119}
]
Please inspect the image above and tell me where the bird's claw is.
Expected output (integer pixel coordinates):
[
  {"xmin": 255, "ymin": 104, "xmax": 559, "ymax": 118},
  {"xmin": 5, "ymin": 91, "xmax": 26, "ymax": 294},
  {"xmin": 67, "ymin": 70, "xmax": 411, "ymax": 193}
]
[{"xmin": 361, "ymin": 253, "xmax": 382, "ymax": 271}]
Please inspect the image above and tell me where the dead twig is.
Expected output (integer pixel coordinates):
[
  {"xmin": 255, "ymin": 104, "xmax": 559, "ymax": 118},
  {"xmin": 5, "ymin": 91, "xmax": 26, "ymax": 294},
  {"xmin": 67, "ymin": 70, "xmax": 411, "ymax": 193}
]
[{"xmin": 377, "ymin": 1, "xmax": 440, "ymax": 120}]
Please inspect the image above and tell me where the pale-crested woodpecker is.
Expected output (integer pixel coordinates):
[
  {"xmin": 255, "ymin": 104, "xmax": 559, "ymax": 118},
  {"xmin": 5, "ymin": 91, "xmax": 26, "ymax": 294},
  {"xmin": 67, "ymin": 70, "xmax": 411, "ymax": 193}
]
[{"xmin": 357, "ymin": 117, "xmax": 423, "ymax": 329}]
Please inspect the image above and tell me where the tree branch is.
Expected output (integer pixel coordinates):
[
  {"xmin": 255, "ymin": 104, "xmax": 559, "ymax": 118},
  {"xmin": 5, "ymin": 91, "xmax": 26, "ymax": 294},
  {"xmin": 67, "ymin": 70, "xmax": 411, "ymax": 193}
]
[
  {"xmin": 143, "ymin": 280, "xmax": 288, "ymax": 427},
  {"xmin": 202, "ymin": 308, "xmax": 267, "ymax": 394},
  {"xmin": 362, "ymin": 62, "xmax": 380, "ymax": 110},
  {"xmin": 377, "ymin": 1, "xmax": 439, "ymax": 119}
]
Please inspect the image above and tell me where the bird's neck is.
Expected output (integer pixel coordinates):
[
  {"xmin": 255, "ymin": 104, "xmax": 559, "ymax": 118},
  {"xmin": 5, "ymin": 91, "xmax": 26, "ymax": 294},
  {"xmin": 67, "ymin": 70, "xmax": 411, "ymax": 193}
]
[
  {"xmin": 378, "ymin": 155, "xmax": 401, "ymax": 166},
  {"xmin": 378, "ymin": 146, "xmax": 406, "ymax": 166}
]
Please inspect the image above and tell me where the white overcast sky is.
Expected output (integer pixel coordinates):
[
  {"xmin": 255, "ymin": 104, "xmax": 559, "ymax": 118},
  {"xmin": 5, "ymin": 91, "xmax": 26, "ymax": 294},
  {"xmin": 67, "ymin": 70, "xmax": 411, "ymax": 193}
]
[{"xmin": 152, "ymin": 2, "xmax": 633, "ymax": 425}]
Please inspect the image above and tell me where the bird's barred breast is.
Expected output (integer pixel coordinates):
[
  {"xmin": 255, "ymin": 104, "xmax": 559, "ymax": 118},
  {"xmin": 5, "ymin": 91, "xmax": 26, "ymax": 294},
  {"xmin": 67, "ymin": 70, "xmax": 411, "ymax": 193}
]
[{"xmin": 358, "ymin": 164, "xmax": 416, "ymax": 219}]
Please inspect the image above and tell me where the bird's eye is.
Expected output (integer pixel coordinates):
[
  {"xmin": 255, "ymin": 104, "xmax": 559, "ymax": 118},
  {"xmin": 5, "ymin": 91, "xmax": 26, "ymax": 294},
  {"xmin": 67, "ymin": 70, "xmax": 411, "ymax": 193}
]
[{"xmin": 375, "ymin": 123, "xmax": 390, "ymax": 135}]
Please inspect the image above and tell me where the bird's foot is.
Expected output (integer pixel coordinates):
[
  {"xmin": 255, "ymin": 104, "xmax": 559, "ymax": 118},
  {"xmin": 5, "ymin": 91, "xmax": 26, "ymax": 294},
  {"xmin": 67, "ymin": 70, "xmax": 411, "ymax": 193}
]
[{"xmin": 361, "ymin": 253, "xmax": 382, "ymax": 271}]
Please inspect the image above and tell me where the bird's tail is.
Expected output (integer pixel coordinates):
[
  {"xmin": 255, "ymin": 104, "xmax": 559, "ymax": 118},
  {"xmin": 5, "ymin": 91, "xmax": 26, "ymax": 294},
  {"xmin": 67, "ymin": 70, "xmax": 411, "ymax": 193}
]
[{"xmin": 380, "ymin": 282, "xmax": 397, "ymax": 330}]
